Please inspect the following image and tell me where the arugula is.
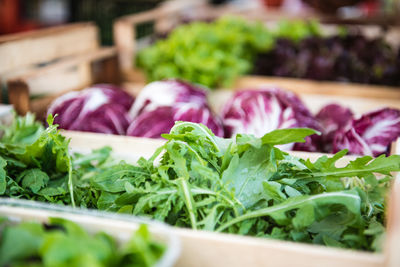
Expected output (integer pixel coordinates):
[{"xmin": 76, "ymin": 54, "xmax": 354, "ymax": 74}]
[
  {"xmin": 1, "ymin": 115, "xmax": 398, "ymax": 251},
  {"xmin": 0, "ymin": 114, "xmax": 75, "ymax": 206},
  {"xmin": 0, "ymin": 218, "xmax": 165, "ymax": 267}
]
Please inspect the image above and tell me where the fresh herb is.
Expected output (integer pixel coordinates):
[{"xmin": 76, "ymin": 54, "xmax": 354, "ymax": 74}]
[
  {"xmin": 1, "ymin": 115, "xmax": 398, "ymax": 251},
  {"xmin": 0, "ymin": 218, "xmax": 165, "ymax": 267}
]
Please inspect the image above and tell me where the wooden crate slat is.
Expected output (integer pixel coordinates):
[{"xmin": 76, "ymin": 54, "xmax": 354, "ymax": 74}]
[
  {"xmin": 208, "ymin": 88, "xmax": 400, "ymax": 116},
  {"xmin": 385, "ymin": 176, "xmax": 400, "ymax": 267},
  {"xmin": 7, "ymin": 47, "xmax": 119, "ymax": 115},
  {"xmin": 173, "ymin": 227, "xmax": 383, "ymax": 267},
  {"xmin": 0, "ymin": 23, "xmax": 99, "ymax": 75},
  {"xmin": 236, "ymin": 76, "xmax": 400, "ymax": 99}
]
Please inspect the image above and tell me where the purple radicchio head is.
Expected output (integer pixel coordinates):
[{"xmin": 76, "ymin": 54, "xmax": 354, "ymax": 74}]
[
  {"xmin": 333, "ymin": 108, "xmax": 400, "ymax": 156},
  {"xmin": 222, "ymin": 88, "xmax": 321, "ymax": 151},
  {"xmin": 316, "ymin": 103, "xmax": 354, "ymax": 153},
  {"xmin": 127, "ymin": 80, "xmax": 224, "ymax": 138},
  {"xmin": 47, "ymin": 84, "xmax": 134, "ymax": 135}
]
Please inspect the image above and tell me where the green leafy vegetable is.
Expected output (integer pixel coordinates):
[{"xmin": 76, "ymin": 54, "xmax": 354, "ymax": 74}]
[
  {"xmin": 137, "ymin": 17, "xmax": 320, "ymax": 88},
  {"xmin": 1, "ymin": 115, "xmax": 398, "ymax": 252},
  {"xmin": 0, "ymin": 218, "xmax": 165, "ymax": 267},
  {"xmin": 0, "ymin": 114, "xmax": 75, "ymax": 206}
]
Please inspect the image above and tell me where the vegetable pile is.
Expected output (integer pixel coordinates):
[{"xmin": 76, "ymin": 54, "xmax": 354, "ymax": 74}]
[
  {"xmin": 223, "ymin": 89, "xmax": 400, "ymax": 156},
  {"xmin": 137, "ymin": 17, "xmax": 320, "ymax": 88},
  {"xmin": 0, "ymin": 217, "xmax": 165, "ymax": 267},
  {"xmin": 47, "ymin": 82, "xmax": 400, "ymax": 156},
  {"xmin": 48, "ymin": 80, "xmax": 223, "ymax": 139},
  {"xmin": 1, "ymin": 114, "xmax": 399, "ymax": 251},
  {"xmin": 253, "ymin": 34, "xmax": 400, "ymax": 86},
  {"xmin": 137, "ymin": 16, "xmax": 399, "ymax": 87}
]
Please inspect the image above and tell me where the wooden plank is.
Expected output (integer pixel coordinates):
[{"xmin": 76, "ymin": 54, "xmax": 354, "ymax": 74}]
[
  {"xmin": 7, "ymin": 80, "xmax": 30, "ymax": 115},
  {"xmin": 385, "ymin": 175, "xmax": 400, "ymax": 267},
  {"xmin": 0, "ymin": 23, "xmax": 99, "ymax": 74},
  {"xmin": 236, "ymin": 76, "xmax": 400, "ymax": 100},
  {"xmin": 8, "ymin": 48, "xmax": 116, "ymax": 82},
  {"xmin": 173, "ymin": 227, "xmax": 382, "ymax": 267},
  {"xmin": 64, "ymin": 130, "xmax": 163, "ymax": 163},
  {"xmin": 113, "ymin": 20, "xmax": 136, "ymax": 72},
  {"xmin": 6, "ymin": 48, "xmax": 119, "ymax": 115},
  {"xmin": 113, "ymin": 0, "xmax": 209, "ymax": 73},
  {"xmin": 208, "ymin": 88, "xmax": 400, "ymax": 116}
]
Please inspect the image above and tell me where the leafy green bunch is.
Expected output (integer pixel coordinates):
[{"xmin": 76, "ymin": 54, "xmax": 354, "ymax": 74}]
[
  {"xmin": 86, "ymin": 122, "xmax": 397, "ymax": 251},
  {"xmin": 0, "ymin": 114, "xmax": 75, "ymax": 206},
  {"xmin": 0, "ymin": 218, "xmax": 165, "ymax": 267},
  {"xmin": 137, "ymin": 16, "xmax": 272, "ymax": 88},
  {"xmin": 137, "ymin": 17, "xmax": 321, "ymax": 88},
  {"xmin": 1, "ymin": 114, "xmax": 398, "ymax": 251}
]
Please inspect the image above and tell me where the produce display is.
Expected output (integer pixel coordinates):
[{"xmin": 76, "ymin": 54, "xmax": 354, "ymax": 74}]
[
  {"xmin": 1, "ymin": 113, "xmax": 399, "ymax": 251},
  {"xmin": 47, "ymin": 81, "xmax": 400, "ymax": 156},
  {"xmin": 137, "ymin": 17, "xmax": 320, "ymax": 88},
  {"xmin": 136, "ymin": 16, "xmax": 400, "ymax": 88},
  {"xmin": 253, "ymin": 35, "xmax": 400, "ymax": 86},
  {"xmin": 0, "ymin": 217, "xmax": 165, "ymax": 267}
]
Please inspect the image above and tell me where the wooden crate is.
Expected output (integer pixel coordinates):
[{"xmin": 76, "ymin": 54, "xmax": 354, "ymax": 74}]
[
  {"xmin": 0, "ymin": 199, "xmax": 180, "ymax": 267},
  {"xmin": 1, "ymin": 23, "xmax": 120, "ymax": 116},
  {"xmin": 113, "ymin": 2, "xmax": 400, "ymax": 92},
  {"xmin": 60, "ymin": 130, "xmax": 400, "ymax": 267}
]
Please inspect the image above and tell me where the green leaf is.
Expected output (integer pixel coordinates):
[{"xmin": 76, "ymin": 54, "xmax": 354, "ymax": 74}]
[
  {"xmin": 217, "ymin": 189, "xmax": 361, "ymax": 232},
  {"xmin": 0, "ymin": 222, "xmax": 44, "ymax": 265},
  {"xmin": 261, "ymin": 128, "xmax": 320, "ymax": 146},
  {"xmin": 20, "ymin": 169, "xmax": 50, "ymax": 194},
  {"xmin": 221, "ymin": 145, "xmax": 273, "ymax": 209},
  {"xmin": 0, "ymin": 156, "xmax": 6, "ymax": 194}
]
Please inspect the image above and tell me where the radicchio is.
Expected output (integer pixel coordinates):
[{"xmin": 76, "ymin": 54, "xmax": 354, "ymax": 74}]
[
  {"xmin": 47, "ymin": 84, "xmax": 134, "ymax": 135},
  {"xmin": 333, "ymin": 108, "xmax": 400, "ymax": 156},
  {"xmin": 129, "ymin": 80, "xmax": 207, "ymax": 118},
  {"xmin": 316, "ymin": 104, "xmax": 353, "ymax": 153},
  {"xmin": 127, "ymin": 80, "xmax": 224, "ymax": 138},
  {"xmin": 222, "ymin": 88, "xmax": 321, "ymax": 151}
]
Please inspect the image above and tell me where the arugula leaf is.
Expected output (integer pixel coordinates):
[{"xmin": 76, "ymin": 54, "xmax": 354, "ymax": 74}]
[
  {"xmin": 261, "ymin": 128, "xmax": 320, "ymax": 146},
  {"xmin": 216, "ymin": 189, "xmax": 361, "ymax": 232},
  {"xmin": 0, "ymin": 156, "xmax": 6, "ymax": 194}
]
